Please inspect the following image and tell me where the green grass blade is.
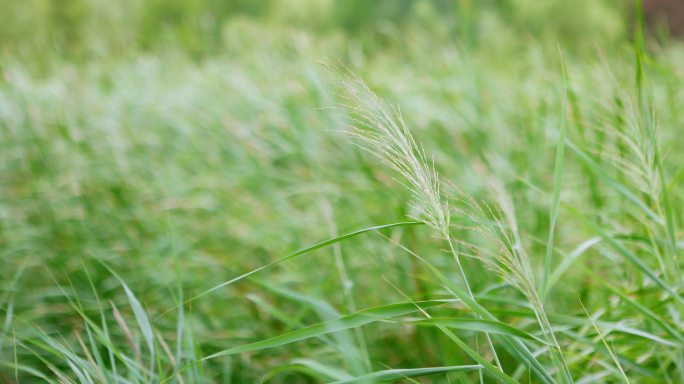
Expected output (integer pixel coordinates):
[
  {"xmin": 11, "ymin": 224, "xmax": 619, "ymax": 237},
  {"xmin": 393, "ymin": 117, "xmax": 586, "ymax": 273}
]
[
  {"xmin": 547, "ymin": 237, "xmax": 601, "ymax": 294},
  {"xmin": 382, "ymin": 235, "xmax": 554, "ymax": 384},
  {"xmin": 575, "ymin": 211, "xmax": 684, "ymax": 305},
  {"xmin": 331, "ymin": 365, "xmax": 483, "ymax": 383},
  {"xmin": 0, "ymin": 361, "xmax": 56, "ymax": 383},
  {"xmin": 542, "ymin": 46, "xmax": 568, "ymax": 301},
  {"xmin": 566, "ymin": 141, "xmax": 662, "ymax": 225},
  {"xmin": 429, "ymin": 327, "xmax": 519, "ymax": 384},
  {"xmin": 579, "ymin": 301, "xmax": 630, "ymax": 383},
  {"xmin": 157, "ymin": 221, "xmax": 422, "ymax": 318},
  {"xmin": 582, "ymin": 267, "xmax": 684, "ymax": 346},
  {"xmin": 487, "ymin": 307, "xmax": 679, "ymax": 348},
  {"xmin": 265, "ymin": 358, "xmax": 353, "ymax": 382},
  {"xmin": 202, "ymin": 299, "xmax": 453, "ymax": 360},
  {"xmin": 382, "ymin": 275, "xmax": 517, "ymax": 384},
  {"xmin": 103, "ymin": 265, "xmax": 156, "ymax": 376},
  {"xmin": 412, "ymin": 318, "xmax": 554, "ymax": 347},
  {"xmin": 252, "ymin": 280, "xmax": 367, "ymax": 374}
]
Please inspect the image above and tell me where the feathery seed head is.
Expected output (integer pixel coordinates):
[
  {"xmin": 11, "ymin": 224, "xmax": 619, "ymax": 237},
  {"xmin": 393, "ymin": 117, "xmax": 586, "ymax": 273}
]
[{"xmin": 337, "ymin": 75, "xmax": 450, "ymax": 238}]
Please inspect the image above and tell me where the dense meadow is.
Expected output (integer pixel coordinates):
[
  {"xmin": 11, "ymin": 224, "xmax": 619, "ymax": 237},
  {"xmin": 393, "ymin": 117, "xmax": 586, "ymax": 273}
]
[{"xmin": 1, "ymin": 1, "xmax": 683, "ymax": 382}]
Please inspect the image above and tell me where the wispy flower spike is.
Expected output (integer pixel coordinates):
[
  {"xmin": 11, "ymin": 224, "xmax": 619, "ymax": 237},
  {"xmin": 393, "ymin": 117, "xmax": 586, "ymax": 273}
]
[{"xmin": 336, "ymin": 74, "xmax": 450, "ymax": 238}]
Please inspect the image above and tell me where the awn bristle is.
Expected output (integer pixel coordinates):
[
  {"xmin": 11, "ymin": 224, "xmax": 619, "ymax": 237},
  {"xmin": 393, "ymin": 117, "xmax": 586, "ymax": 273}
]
[{"xmin": 338, "ymin": 76, "xmax": 450, "ymax": 238}]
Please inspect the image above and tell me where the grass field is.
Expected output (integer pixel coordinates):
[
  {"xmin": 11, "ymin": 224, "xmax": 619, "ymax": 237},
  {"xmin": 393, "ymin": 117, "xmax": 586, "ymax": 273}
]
[{"xmin": 1, "ymin": 1, "xmax": 684, "ymax": 383}]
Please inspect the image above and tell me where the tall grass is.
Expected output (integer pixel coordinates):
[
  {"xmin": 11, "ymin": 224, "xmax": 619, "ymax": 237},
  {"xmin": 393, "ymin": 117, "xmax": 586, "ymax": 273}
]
[{"xmin": 1, "ymin": 2, "xmax": 684, "ymax": 383}]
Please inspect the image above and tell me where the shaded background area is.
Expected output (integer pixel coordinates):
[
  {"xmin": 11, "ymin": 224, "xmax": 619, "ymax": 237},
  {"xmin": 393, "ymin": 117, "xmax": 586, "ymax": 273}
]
[{"xmin": 1, "ymin": 1, "xmax": 684, "ymax": 383}]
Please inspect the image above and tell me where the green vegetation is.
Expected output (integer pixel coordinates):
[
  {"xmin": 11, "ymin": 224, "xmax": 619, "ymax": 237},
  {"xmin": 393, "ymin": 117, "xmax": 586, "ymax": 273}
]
[{"xmin": 1, "ymin": 0, "xmax": 683, "ymax": 382}]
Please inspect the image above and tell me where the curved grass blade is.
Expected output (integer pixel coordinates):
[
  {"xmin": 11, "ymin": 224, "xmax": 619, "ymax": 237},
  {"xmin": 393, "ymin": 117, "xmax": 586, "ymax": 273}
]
[
  {"xmin": 611, "ymin": 289, "xmax": 684, "ymax": 345},
  {"xmin": 573, "ymin": 211, "xmax": 684, "ymax": 306},
  {"xmin": 487, "ymin": 307, "xmax": 679, "ymax": 348},
  {"xmin": 383, "ymin": 278, "xmax": 518, "ymax": 384},
  {"xmin": 264, "ymin": 358, "xmax": 352, "ymax": 382},
  {"xmin": 0, "ymin": 361, "xmax": 56, "ymax": 383},
  {"xmin": 381, "ymin": 235, "xmax": 554, "ymax": 384},
  {"xmin": 202, "ymin": 299, "xmax": 454, "ymax": 360},
  {"xmin": 546, "ymin": 237, "xmax": 601, "ymax": 294},
  {"xmin": 251, "ymin": 280, "xmax": 367, "ymax": 374},
  {"xmin": 156, "ymin": 221, "xmax": 422, "ymax": 319},
  {"xmin": 36, "ymin": 285, "xmax": 151, "ymax": 381},
  {"xmin": 566, "ymin": 141, "xmax": 662, "ymax": 225},
  {"xmin": 411, "ymin": 318, "xmax": 553, "ymax": 347},
  {"xmin": 435, "ymin": 327, "xmax": 519, "ymax": 384},
  {"xmin": 101, "ymin": 264, "xmax": 156, "ymax": 377},
  {"xmin": 562, "ymin": 329, "xmax": 657, "ymax": 379},
  {"xmin": 579, "ymin": 301, "xmax": 630, "ymax": 383},
  {"xmin": 331, "ymin": 365, "xmax": 483, "ymax": 383},
  {"xmin": 582, "ymin": 267, "xmax": 684, "ymax": 346},
  {"xmin": 487, "ymin": 308, "xmax": 659, "ymax": 379}
]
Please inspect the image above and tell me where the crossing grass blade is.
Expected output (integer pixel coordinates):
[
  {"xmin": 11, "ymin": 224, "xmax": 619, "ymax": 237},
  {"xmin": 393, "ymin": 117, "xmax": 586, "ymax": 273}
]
[
  {"xmin": 581, "ymin": 267, "xmax": 684, "ymax": 346},
  {"xmin": 485, "ymin": 307, "xmax": 680, "ymax": 348},
  {"xmin": 546, "ymin": 237, "xmax": 601, "ymax": 294},
  {"xmin": 566, "ymin": 141, "xmax": 662, "ymax": 225},
  {"xmin": 380, "ymin": 234, "xmax": 555, "ymax": 384},
  {"xmin": 202, "ymin": 300, "xmax": 454, "ymax": 360},
  {"xmin": 571, "ymin": 209, "xmax": 684, "ymax": 306},
  {"xmin": 265, "ymin": 359, "xmax": 353, "ymax": 382},
  {"xmin": 102, "ymin": 264, "xmax": 156, "ymax": 377},
  {"xmin": 579, "ymin": 301, "xmax": 630, "ymax": 384},
  {"xmin": 0, "ymin": 361, "xmax": 55, "ymax": 383},
  {"xmin": 155, "ymin": 221, "xmax": 423, "ymax": 319},
  {"xmin": 331, "ymin": 365, "xmax": 483, "ymax": 383},
  {"xmin": 410, "ymin": 318, "xmax": 554, "ymax": 347}
]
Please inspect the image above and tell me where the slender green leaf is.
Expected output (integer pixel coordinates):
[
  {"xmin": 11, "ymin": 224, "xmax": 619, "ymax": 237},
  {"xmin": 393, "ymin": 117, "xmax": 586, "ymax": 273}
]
[
  {"xmin": 582, "ymin": 267, "xmax": 684, "ymax": 346},
  {"xmin": 332, "ymin": 365, "xmax": 483, "ymax": 383},
  {"xmin": 382, "ymin": 235, "xmax": 554, "ymax": 384},
  {"xmin": 265, "ymin": 359, "xmax": 352, "ymax": 382},
  {"xmin": 157, "ymin": 221, "xmax": 422, "ymax": 319},
  {"xmin": 487, "ymin": 308, "xmax": 679, "ymax": 348},
  {"xmin": 547, "ymin": 237, "xmax": 601, "ymax": 293},
  {"xmin": 411, "ymin": 318, "xmax": 554, "ymax": 347},
  {"xmin": 576, "ymin": 212, "xmax": 684, "ymax": 306},
  {"xmin": 566, "ymin": 141, "xmax": 662, "ymax": 225},
  {"xmin": 103, "ymin": 265, "xmax": 156, "ymax": 374},
  {"xmin": 203, "ymin": 300, "xmax": 453, "ymax": 360},
  {"xmin": 542, "ymin": 46, "xmax": 568, "ymax": 301}
]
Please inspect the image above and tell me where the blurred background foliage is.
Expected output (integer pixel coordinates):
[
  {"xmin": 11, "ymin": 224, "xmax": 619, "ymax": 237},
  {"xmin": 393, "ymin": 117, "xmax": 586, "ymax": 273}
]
[
  {"xmin": 3, "ymin": 1, "xmax": 684, "ymax": 383},
  {"xmin": 0, "ymin": 0, "xmax": 627, "ymax": 59}
]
